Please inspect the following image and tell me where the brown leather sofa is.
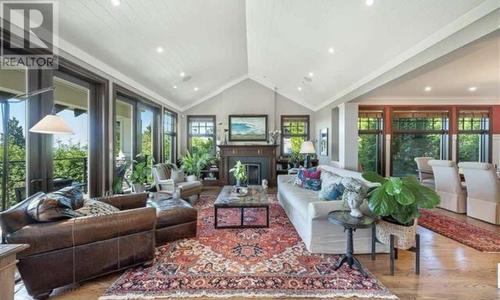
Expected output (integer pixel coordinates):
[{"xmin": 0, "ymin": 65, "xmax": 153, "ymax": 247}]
[{"xmin": 0, "ymin": 192, "xmax": 198, "ymax": 299}]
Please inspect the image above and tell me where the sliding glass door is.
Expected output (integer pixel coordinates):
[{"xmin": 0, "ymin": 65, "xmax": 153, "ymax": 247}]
[{"xmin": 0, "ymin": 68, "xmax": 27, "ymax": 210}]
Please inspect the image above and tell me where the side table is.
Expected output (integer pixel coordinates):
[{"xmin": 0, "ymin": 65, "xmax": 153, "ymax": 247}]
[
  {"xmin": 0, "ymin": 244, "xmax": 29, "ymax": 300},
  {"xmin": 328, "ymin": 210, "xmax": 375, "ymax": 277}
]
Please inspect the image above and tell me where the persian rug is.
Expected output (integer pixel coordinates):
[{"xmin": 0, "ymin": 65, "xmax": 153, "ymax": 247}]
[
  {"xmin": 101, "ymin": 194, "xmax": 396, "ymax": 299},
  {"xmin": 419, "ymin": 209, "xmax": 500, "ymax": 252}
]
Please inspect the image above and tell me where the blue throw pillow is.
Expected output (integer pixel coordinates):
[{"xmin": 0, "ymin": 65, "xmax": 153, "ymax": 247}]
[
  {"xmin": 304, "ymin": 179, "xmax": 322, "ymax": 191},
  {"xmin": 323, "ymin": 183, "xmax": 345, "ymax": 201}
]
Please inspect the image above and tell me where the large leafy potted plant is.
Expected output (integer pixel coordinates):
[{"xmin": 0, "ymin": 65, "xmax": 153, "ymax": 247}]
[
  {"xmin": 289, "ymin": 150, "xmax": 303, "ymax": 168},
  {"xmin": 181, "ymin": 151, "xmax": 210, "ymax": 182},
  {"xmin": 362, "ymin": 171, "xmax": 440, "ymax": 226},
  {"xmin": 130, "ymin": 154, "xmax": 151, "ymax": 193},
  {"xmin": 229, "ymin": 160, "xmax": 247, "ymax": 187}
]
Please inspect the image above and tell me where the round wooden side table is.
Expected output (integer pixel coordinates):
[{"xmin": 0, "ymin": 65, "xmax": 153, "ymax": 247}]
[{"xmin": 328, "ymin": 210, "xmax": 375, "ymax": 277}]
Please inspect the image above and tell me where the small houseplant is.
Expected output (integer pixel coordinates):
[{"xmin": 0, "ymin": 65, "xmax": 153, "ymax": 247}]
[
  {"xmin": 181, "ymin": 151, "xmax": 211, "ymax": 181},
  {"xmin": 130, "ymin": 154, "xmax": 151, "ymax": 193},
  {"xmin": 289, "ymin": 150, "xmax": 303, "ymax": 168},
  {"xmin": 362, "ymin": 171, "xmax": 440, "ymax": 225},
  {"xmin": 229, "ymin": 160, "xmax": 247, "ymax": 187}
]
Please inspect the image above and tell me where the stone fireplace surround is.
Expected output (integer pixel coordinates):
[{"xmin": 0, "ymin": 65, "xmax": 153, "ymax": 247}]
[{"xmin": 219, "ymin": 145, "xmax": 278, "ymax": 187}]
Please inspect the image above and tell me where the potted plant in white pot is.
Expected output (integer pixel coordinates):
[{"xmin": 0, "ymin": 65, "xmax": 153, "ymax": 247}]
[
  {"xmin": 130, "ymin": 154, "xmax": 151, "ymax": 193},
  {"xmin": 181, "ymin": 151, "xmax": 210, "ymax": 182},
  {"xmin": 229, "ymin": 160, "xmax": 247, "ymax": 187},
  {"xmin": 362, "ymin": 171, "xmax": 440, "ymax": 249}
]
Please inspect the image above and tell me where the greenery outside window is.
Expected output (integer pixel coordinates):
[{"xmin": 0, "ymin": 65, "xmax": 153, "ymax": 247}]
[
  {"xmin": 281, "ymin": 115, "xmax": 310, "ymax": 155},
  {"xmin": 187, "ymin": 115, "xmax": 216, "ymax": 155},
  {"xmin": 164, "ymin": 110, "xmax": 177, "ymax": 163},
  {"xmin": 391, "ymin": 110, "xmax": 449, "ymax": 176},
  {"xmin": 358, "ymin": 110, "xmax": 384, "ymax": 174},
  {"xmin": 457, "ymin": 110, "xmax": 490, "ymax": 162}
]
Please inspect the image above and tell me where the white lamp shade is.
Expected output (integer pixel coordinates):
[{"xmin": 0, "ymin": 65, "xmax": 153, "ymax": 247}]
[
  {"xmin": 29, "ymin": 114, "xmax": 74, "ymax": 135},
  {"xmin": 300, "ymin": 141, "xmax": 316, "ymax": 154}
]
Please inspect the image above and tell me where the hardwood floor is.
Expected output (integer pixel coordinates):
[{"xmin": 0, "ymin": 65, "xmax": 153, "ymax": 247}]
[{"xmin": 15, "ymin": 195, "xmax": 500, "ymax": 300}]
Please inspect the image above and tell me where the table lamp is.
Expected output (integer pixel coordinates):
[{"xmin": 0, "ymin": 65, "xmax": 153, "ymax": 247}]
[{"xmin": 300, "ymin": 141, "xmax": 316, "ymax": 168}]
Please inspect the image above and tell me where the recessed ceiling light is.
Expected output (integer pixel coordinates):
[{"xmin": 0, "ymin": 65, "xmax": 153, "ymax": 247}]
[
  {"xmin": 328, "ymin": 47, "xmax": 335, "ymax": 54},
  {"xmin": 297, "ymin": 86, "xmax": 302, "ymax": 91},
  {"xmin": 366, "ymin": 0, "xmax": 374, "ymax": 6},
  {"xmin": 173, "ymin": 85, "xmax": 177, "ymax": 89},
  {"xmin": 156, "ymin": 47, "xmax": 164, "ymax": 53},
  {"xmin": 111, "ymin": 0, "xmax": 121, "ymax": 6},
  {"xmin": 468, "ymin": 86, "xmax": 477, "ymax": 92},
  {"xmin": 308, "ymin": 72, "xmax": 314, "ymax": 77},
  {"xmin": 180, "ymin": 72, "xmax": 185, "ymax": 77},
  {"xmin": 424, "ymin": 86, "xmax": 432, "ymax": 92},
  {"xmin": 194, "ymin": 87, "xmax": 199, "ymax": 91}
]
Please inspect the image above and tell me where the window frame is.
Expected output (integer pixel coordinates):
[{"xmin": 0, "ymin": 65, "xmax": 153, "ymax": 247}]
[
  {"xmin": 280, "ymin": 115, "xmax": 310, "ymax": 156},
  {"xmin": 358, "ymin": 110, "xmax": 385, "ymax": 175},
  {"xmin": 390, "ymin": 108, "xmax": 451, "ymax": 176},
  {"xmin": 163, "ymin": 108, "xmax": 177, "ymax": 163},
  {"xmin": 456, "ymin": 108, "xmax": 492, "ymax": 163},
  {"xmin": 186, "ymin": 115, "xmax": 217, "ymax": 155}
]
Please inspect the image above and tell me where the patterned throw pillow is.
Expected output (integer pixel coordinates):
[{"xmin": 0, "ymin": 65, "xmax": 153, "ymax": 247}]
[
  {"xmin": 319, "ymin": 170, "xmax": 345, "ymax": 200},
  {"xmin": 51, "ymin": 186, "xmax": 84, "ymax": 209},
  {"xmin": 304, "ymin": 178, "xmax": 322, "ymax": 191},
  {"xmin": 294, "ymin": 167, "xmax": 319, "ymax": 187},
  {"xmin": 74, "ymin": 199, "xmax": 120, "ymax": 217}
]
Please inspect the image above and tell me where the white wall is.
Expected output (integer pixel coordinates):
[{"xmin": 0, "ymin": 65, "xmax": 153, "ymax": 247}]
[{"xmin": 180, "ymin": 79, "xmax": 314, "ymax": 155}]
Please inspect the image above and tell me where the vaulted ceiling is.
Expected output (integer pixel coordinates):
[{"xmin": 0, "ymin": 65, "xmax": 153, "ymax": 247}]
[{"xmin": 55, "ymin": 0, "xmax": 499, "ymax": 111}]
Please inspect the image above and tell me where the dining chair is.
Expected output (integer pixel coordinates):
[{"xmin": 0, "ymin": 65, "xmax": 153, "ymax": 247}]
[
  {"xmin": 428, "ymin": 160, "xmax": 466, "ymax": 213},
  {"xmin": 458, "ymin": 162, "xmax": 500, "ymax": 224},
  {"xmin": 414, "ymin": 157, "xmax": 435, "ymax": 189}
]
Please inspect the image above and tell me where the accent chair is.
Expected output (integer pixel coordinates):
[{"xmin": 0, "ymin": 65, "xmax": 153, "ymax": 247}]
[
  {"xmin": 414, "ymin": 157, "xmax": 435, "ymax": 189},
  {"xmin": 428, "ymin": 160, "xmax": 466, "ymax": 213},
  {"xmin": 152, "ymin": 163, "xmax": 203, "ymax": 201},
  {"xmin": 458, "ymin": 162, "xmax": 500, "ymax": 224}
]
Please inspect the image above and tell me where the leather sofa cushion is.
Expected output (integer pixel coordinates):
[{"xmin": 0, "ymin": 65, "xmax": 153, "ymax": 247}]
[{"xmin": 148, "ymin": 198, "xmax": 197, "ymax": 228}]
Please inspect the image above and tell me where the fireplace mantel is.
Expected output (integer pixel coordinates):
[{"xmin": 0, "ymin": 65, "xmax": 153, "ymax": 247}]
[{"xmin": 219, "ymin": 144, "xmax": 279, "ymax": 186}]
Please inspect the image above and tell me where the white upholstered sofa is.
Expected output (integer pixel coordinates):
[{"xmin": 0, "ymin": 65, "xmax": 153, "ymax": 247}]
[{"xmin": 277, "ymin": 164, "xmax": 389, "ymax": 254}]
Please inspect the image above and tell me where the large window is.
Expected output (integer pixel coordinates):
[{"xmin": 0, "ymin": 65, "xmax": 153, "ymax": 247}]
[
  {"xmin": 457, "ymin": 109, "xmax": 490, "ymax": 162},
  {"xmin": 281, "ymin": 115, "xmax": 310, "ymax": 155},
  {"xmin": 391, "ymin": 110, "xmax": 449, "ymax": 176},
  {"xmin": 164, "ymin": 110, "xmax": 177, "ymax": 163},
  {"xmin": 187, "ymin": 115, "xmax": 216, "ymax": 155},
  {"xmin": 52, "ymin": 76, "xmax": 90, "ymax": 193},
  {"xmin": 358, "ymin": 110, "xmax": 384, "ymax": 174}
]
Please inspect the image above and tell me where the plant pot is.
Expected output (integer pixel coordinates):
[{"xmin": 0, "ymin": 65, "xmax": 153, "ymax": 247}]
[
  {"xmin": 186, "ymin": 175, "xmax": 197, "ymax": 182},
  {"xmin": 376, "ymin": 218, "xmax": 417, "ymax": 250},
  {"xmin": 132, "ymin": 183, "xmax": 144, "ymax": 193},
  {"xmin": 382, "ymin": 216, "xmax": 415, "ymax": 227}
]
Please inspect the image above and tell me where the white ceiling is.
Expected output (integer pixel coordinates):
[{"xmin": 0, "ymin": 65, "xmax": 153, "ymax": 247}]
[
  {"xmin": 356, "ymin": 33, "xmax": 500, "ymax": 103},
  {"xmin": 54, "ymin": 0, "xmax": 498, "ymax": 111}
]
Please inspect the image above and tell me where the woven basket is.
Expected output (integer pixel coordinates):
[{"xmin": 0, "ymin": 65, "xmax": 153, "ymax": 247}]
[{"xmin": 376, "ymin": 218, "xmax": 418, "ymax": 250}]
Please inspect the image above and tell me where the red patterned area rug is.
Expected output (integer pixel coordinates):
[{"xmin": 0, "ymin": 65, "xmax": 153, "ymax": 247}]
[
  {"xmin": 101, "ymin": 194, "xmax": 396, "ymax": 299},
  {"xmin": 419, "ymin": 209, "xmax": 500, "ymax": 252}
]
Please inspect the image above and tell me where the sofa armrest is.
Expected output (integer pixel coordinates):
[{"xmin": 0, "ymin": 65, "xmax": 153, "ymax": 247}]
[{"xmin": 7, "ymin": 207, "xmax": 156, "ymax": 257}]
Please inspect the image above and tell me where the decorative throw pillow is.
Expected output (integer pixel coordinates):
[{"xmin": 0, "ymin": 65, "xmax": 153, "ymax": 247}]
[
  {"xmin": 74, "ymin": 199, "xmax": 120, "ymax": 217},
  {"xmin": 303, "ymin": 168, "xmax": 321, "ymax": 179},
  {"xmin": 27, "ymin": 192, "xmax": 79, "ymax": 222},
  {"xmin": 304, "ymin": 178, "xmax": 322, "ymax": 191},
  {"xmin": 319, "ymin": 170, "xmax": 344, "ymax": 200},
  {"xmin": 171, "ymin": 169, "xmax": 186, "ymax": 184},
  {"xmin": 51, "ymin": 186, "xmax": 84, "ymax": 209}
]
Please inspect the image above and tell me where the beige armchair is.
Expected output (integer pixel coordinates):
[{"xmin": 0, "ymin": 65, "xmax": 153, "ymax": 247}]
[
  {"xmin": 458, "ymin": 162, "xmax": 500, "ymax": 224},
  {"xmin": 428, "ymin": 160, "xmax": 466, "ymax": 213},
  {"xmin": 152, "ymin": 163, "xmax": 203, "ymax": 201},
  {"xmin": 414, "ymin": 157, "xmax": 435, "ymax": 189}
]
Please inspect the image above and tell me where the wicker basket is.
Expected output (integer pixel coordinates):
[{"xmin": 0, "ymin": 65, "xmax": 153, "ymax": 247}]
[{"xmin": 376, "ymin": 218, "xmax": 418, "ymax": 250}]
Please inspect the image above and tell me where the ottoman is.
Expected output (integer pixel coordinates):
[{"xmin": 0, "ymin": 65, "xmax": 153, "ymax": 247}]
[{"xmin": 147, "ymin": 197, "xmax": 198, "ymax": 246}]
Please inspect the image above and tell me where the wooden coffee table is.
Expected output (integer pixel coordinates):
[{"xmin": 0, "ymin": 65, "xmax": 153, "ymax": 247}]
[{"xmin": 214, "ymin": 185, "xmax": 269, "ymax": 229}]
